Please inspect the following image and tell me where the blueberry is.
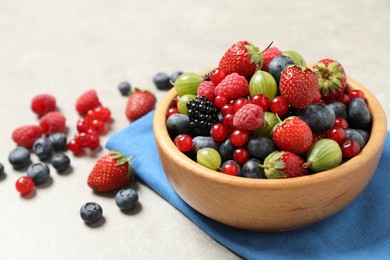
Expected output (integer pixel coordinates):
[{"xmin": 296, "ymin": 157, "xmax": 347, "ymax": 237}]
[
  {"xmin": 193, "ymin": 136, "xmax": 219, "ymax": 150},
  {"xmin": 80, "ymin": 202, "xmax": 103, "ymax": 224},
  {"xmin": 115, "ymin": 188, "xmax": 139, "ymax": 210},
  {"xmin": 51, "ymin": 153, "xmax": 71, "ymax": 172},
  {"xmin": 166, "ymin": 114, "xmax": 191, "ymax": 136},
  {"xmin": 0, "ymin": 163, "xmax": 4, "ymax": 175},
  {"xmin": 345, "ymin": 129, "xmax": 367, "ymax": 149},
  {"xmin": 297, "ymin": 103, "xmax": 335, "ymax": 134},
  {"xmin": 326, "ymin": 101, "xmax": 348, "ymax": 119},
  {"xmin": 26, "ymin": 163, "xmax": 50, "ymax": 185},
  {"xmin": 268, "ymin": 55, "xmax": 296, "ymax": 84},
  {"xmin": 246, "ymin": 136, "xmax": 277, "ymax": 160},
  {"xmin": 170, "ymin": 71, "xmax": 183, "ymax": 87},
  {"xmin": 348, "ymin": 98, "xmax": 371, "ymax": 130},
  {"xmin": 9, "ymin": 147, "xmax": 31, "ymax": 169},
  {"xmin": 153, "ymin": 72, "xmax": 171, "ymax": 90},
  {"xmin": 118, "ymin": 81, "xmax": 132, "ymax": 96},
  {"xmin": 33, "ymin": 137, "xmax": 53, "ymax": 161},
  {"xmin": 219, "ymin": 138, "xmax": 235, "ymax": 161},
  {"xmin": 355, "ymin": 129, "xmax": 370, "ymax": 143},
  {"xmin": 49, "ymin": 132, "xmax": 67, "ymax": 151},
  {"xmin": 241, "ymin": 158, "xmax": 266, "ymax": 179}
]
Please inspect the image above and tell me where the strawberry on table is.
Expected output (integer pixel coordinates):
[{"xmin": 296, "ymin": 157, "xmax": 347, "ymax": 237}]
[
  {"xmin": 279, "ymin": 65, "xmax": 319, "ymax": 109},
  {"xmin": 87, "ymin": 151, "xmax": 134, "ymax": 192},
  {"xmin": 125, "ymin": 89, "xmax": 156, "ymax": 122}
]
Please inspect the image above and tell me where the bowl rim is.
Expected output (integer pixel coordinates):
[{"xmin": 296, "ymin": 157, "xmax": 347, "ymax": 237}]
[{"xmin": 153, "ymin": 76, "xmax": 388, "ymax": 190}]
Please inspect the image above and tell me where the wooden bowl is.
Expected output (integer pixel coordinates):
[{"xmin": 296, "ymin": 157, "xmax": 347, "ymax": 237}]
[{"xmin": 153, "ymin": 77, "xmax": 387, "ymax": 231}]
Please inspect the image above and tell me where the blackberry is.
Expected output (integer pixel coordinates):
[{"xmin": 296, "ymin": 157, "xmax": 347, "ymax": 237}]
[{"xmin": 186, "ymin": 96, "xmax": 219, "ymax": 136}]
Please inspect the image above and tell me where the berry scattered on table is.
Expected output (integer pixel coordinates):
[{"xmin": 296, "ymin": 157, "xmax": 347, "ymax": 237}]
[
  {"xmin": 115, "ymin": 188, "xmax": 139, "ymax": 210},
  {"xmin": 12, "ymin": 125, "xmax": 43, "ymax": 149},
  {"xmin": 80, "ymin": 202, "xmax": 103, "ymax": 224},
  {"xmin": 125, "ymin": 89, "xmax": 156, "ymax": 122},
  {"xmin": 31, "ymin": 94, "xmax": 57, "ymax": 117},
  {"xmin": 118, "ymin": 81, "xmax": 132, "ymax": 96},
  {"xmin": 51, "ymin": 153, "xmax": 71, "ymax": 173},
  {"xmin": 39, "ymin": 111, "xmax": 66, "ymax": 136},
  {"xmin": 75, "ymin": 89, "xmax": 102, "ymax": 116},
  {"xmin": 153, "ymin": 72, "xmax": 171, "ymax": 90},
  {"xmin": 9, "ymin": 147, "xmax": 31, "ymax": 169},
  {"xmin": 48, "ymin": 132, "xmax": 67, "ymax": 151},
  {"xmin": 0, "ymin": 162, "xmax": 4, "ymax": 176},
  {"xmin": 26, "ymin": 163, "xmax": 50, "ymax": 185},
  {"xmin": 33, "ymin": 137, "xmax": 54, "ymax": 161},
  {"xmin": 15, "ymin": 176, "xmax": 35, "ymax": 195}
]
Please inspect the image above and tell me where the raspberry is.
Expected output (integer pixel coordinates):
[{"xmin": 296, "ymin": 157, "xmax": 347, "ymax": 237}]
[
  {"xmin": 233, "ymin": 104, "xmax": 264, "ymax": 131},
  {"xmin": 197, "ymin": 81, "xmax": 216, "ymax": 102},
  {"xmin": 12, "ymin": 125, "xmax": 43, "ymax": 148},
  {"xmin": 39, "ymin": 111, "xmax": 66, "ymax": 136},
  {"xmin": 31, "ymin": 94, "xmax": 56, "ymax": 117},
  {"xmin": 214, "ymin": 73, "xmax": 249, "ymax": 101},
  {"xmin": 75, "ymin": 89, "xmax": 101, "ymax": 116},
  {"xmin": 261, "ymin": 47, "xmax": 282, "ymax": 72}
]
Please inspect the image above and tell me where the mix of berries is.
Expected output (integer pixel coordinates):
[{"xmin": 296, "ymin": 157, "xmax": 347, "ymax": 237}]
[{"xmin": 167, "ymin": 40, "xmax": 372, "ymax": 179}]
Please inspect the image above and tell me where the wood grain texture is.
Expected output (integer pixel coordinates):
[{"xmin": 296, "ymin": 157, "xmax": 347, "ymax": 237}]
[{"xmin": 153, "ymin": 78, "xmax": 387, "ymax": 231}]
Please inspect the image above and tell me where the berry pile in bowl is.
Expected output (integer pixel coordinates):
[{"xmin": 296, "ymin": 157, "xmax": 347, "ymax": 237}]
[{"xmin": 153, "ymin": 41, "xmax": 387, "ymax": 231}]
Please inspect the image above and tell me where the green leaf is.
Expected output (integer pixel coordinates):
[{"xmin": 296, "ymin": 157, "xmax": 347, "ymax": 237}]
[{"xmin": 266, "ymin": 168, "xmax": 287, "ymax": 179}]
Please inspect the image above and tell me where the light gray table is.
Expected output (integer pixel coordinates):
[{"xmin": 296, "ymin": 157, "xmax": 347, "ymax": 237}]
[{"xmin": 1, "ymin": 0, "xmax": 389, "ymax": 259}]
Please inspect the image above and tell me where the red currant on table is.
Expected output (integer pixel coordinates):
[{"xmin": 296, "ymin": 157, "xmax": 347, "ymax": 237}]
[
  {"xmin": 210, "ymin": 67, "xmax": 227, "ymax": 85},
  {"xmin": 210, "ymin": 123, "xmax": 228, "ymax": 142},
  {"xmin": 230, "ymin": 129, "xmax": 249, "ymax": 147},
  {"xmin": 233, "ymin": 147, "xmax": 250, "ymax": 164},
  {"xmin": 251, "ymin": 94, "xmax": 270, "ymax": 111},
  {"xmin": 15, "ymin": 176, "xmax": 35, "ymax": 195},
  {"xmin": 86, "ymin": 106, "xmax": 111, "ymax": 122},
  {"xmin": 326, "ymin": 127, "xmax": 346, "ymax": 145},
  {"xmin": 348, "ymin": 89, "xmax": 366, "ymax": 102},
  {"xmin": 174, "ymin": 134, "xmax": 193, "ymax": 152},
  {"xmin": 77, "ymin": 118, "xmax": 90, "ymax": 132},
  {"xmin": 68, "ymin": 139, "xmax": 84, "ymax": 155},
  {"xmin": 89, "ymin": 119, "xmax": 105, "ymax": 134},
  {"xmin": 341, "ymin": 139, "xmax": 361, "ymax": 159},
  {"xmin": 270, "ymin": 96, "xmax": 289, "ymax": 116},
  {"xmin": 86, "ymin": 129, "xmax": 100, "ymax": 150}
]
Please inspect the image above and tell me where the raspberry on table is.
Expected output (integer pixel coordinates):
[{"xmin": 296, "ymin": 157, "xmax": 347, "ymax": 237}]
[
  {"xmin": 75, "ymin": 89, "xmax": 102, "ymax": 116},
  {"xmin": 12, "ymin": 125, "xmax": 43, "ymax": 149},
  {"xmin": 39, "ymin": 111, "xmax": 66, "ymax": 136},
  {"xmin": 31, "ymin": 94, "xmax": 57, "ymax": 117}
]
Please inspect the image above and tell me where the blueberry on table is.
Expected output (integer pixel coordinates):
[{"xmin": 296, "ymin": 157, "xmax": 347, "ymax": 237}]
[
  {"xmin": 9, "ymin": 147, "xmax": 31, "ymax": 169},
  {"xmin": 118, "ymin": 81, "xmax": 132, "ymax": 96},
  {"xmin": 51, "ymin": 153, "xmax": 71, "ymax": 172},
  {"xmin": 80, "ymin": 202, "xmax": 103, "ymax": 224},
  {"xmin": 33, "ymin": 137, "xmax": 53, "ymax": 161},
  {"xmin": 170, "ymin": 71, "xmax": 183, "ymax": 84},
  {"xmin": 0, "ymin": 162, "xmax": 4, "ymax": 175},
  {"xmin": 26, "ymin": 163, "xmax": 50, "ymax": 185},
  {"xmin": 153, "ymin": 72, "xmax": 171, "ymax": 90},
  {"xmin": 48, "ymin": 132, "xmax": 67, "ymax": 151},
  {"xmin": 115, "ymin": 188, "xmax": 139, "ymax": 210}
]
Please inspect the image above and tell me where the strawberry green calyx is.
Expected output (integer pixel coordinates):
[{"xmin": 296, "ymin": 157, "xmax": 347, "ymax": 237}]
[
  {"xmin": 110, "ymin": 151, "xmax": 135, "ymax": 176},
  {"xmin": 315, "ymin": 61, "xmax": 346, "ymax": 96},
  {"xmin": 245, "ymin": 41, "xmax": 274, "ymax": 67},
  {"xmin": 258, "ymin": 151, "xmax": 287, "ymax": 179}
]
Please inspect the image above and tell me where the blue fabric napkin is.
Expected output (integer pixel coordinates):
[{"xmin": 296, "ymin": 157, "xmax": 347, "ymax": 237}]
[{"xmin": 106, "ymin": 110, "xmax": 390, "ymax": 259}]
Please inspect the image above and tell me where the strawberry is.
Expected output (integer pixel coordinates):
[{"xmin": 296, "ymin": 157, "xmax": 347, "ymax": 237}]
[
  {"xmin": 75, "ymin": 89, "xmax": 102, "ymax": 116},
  {"xmin": 125, "ymin": 89, "xmax": 157, "ymax": 122},
  {"xmin": 279, "ymin": 65, "xmax": 319, "ymax": 109},
  {"xmin": 87, "ymin": 151, "xmax": 134, "ymax": 192},
  {"xmin": 219, "ymin": 40, "xmax": 263, "ymax": 79},
  {"xmin": 312, "ymin": 58, "xmax": 347, "ymax": 100},
  {"xmin": 262, "ymin": 151, "xmax": 308, "ymax": 178},
  {"xmin": 12, "ymin": 125, "xmax": 43, "ymax": 148},
  {"xmin": 272, "ymin": 116, "xmax": 313, "ymax": 155},
  {"xmin": 260, "ymin": 46, "xmax": 282, "ymax": 72},
  {"xmin": 214, "ymin": 73, "xmax": 249, "ymax": 101}
]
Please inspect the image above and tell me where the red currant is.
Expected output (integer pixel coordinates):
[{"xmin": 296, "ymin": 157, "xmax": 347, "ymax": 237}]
[
  {"xmin": 74, "ymin": 132, "xmax": 91, "ymax": 147},
  {"xmin": 166, "ymin": 107, "xmax": 179, "ymax": 119},
  {"xmin": 210, "ymin": 123, "xmax": 228, "ymax": 142},
  {"xmin": 233, "ymin": 98, "xmax": 249, "ymax": 112},
  {"xmin": 89, "ymin": 119, "xmax": 105, "ymax": 134},
  {"xmin": 68, "ymin": 139, "xmax": 84, "ymax": 155},
  {"xmin": 230, "ymin": 129, "xmax": 249, "ymax": 147},
  {"xmin": 86, "ymin": 130, "xmax": 100, "ymax": 150},
  {"xmin": 341, "ymin": 139, "xmax": 361, "ymax": 159},
  {"xmin": 348, "ymin": 89, "xmax": 366, "ymax": 102},
  {"xmin": 251, "ymin": 94, "xmax": 270, "ymax": 111},
  {"xmin": 15, "ymin": 176, "xmax": 35, "ymax": 195},
  {"xmin": 221, "ymin": 104, "xmax": 234, "ymax": 117},
  {"xmin": 210, "ymin": 68, "xmax": 227, "ymax": 85},
  {"xmin": 77, "ymin": 118, "xmax": 90, "ymax": 133},
  {"xmin": 93, "ymin": 106, "xmax": 112, "ymax": 122},
  {"xmin": 337, "ymin": 92, "xmax": 350, "ymax": 106},
  {"xmin": 222, "ymin": 113, "xmax": 235, "ymax": 133},
  {"xmin": 334, "ymin": 117, "xmax": 349, "ymax": 129},
  {"xmin": 233, "ymin": 147, "xmax": 250, "ymax": 164},
  {"xmin": 214, "ymin": 96, "xmax": 228, "ymax": 108},
  {"xmin": 326, "ymin": 127, "xmax": 346, "ymax": 145},
  {"xmin": 221, "ymin": 161, "xmax": 240, "ymax": 176},
  {"xmin": 174, "ymin": 134, "xmax": 193, "ymax": 152},
  {"xmin": 270, "ymin": 96, "xmax": 289, "ymax": 116}
]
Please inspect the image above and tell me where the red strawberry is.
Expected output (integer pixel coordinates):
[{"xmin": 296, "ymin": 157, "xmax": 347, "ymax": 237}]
[
  {"xmin": 87, "ymin": 151, "xmax": 134, "ymax": 192},
  {"xmin": 125, "ymin": 89, "xmax": 156, "ymax": 122},
  {"xmin": 12, "ymin": 125, "xmax": 43, "ymax": 148},
  {"xmin": 219, "ymin": 41, "xmax": 262, "ymax": 79},
  {"xmin": 214, "ymin": 73, "xmax": 249, "ymax": 101},
  {"xmin": 312, "ymin": 58, "xmax": 347, "ymax": 100},
  {"xmin": 76, "ymin": 89, "xmax": 102, "ymax": 116},
  {"xmin": 272, "ymin": 116, "xmax": 313, "ymax": 155},
  {"xmin": 197, "ymin": 81, "xmax": 216, "ymax": 102},
  {"xmin": 263, "ymin": 151, "xmax": 308, "ymax": 178},
  {"xmin": 261, "ymin": 46, "xmax": 282, "ymax": 72},
  {"xmin": 39, "ymin": 111, "xmax": 66, "ymax": 136},
  {"xmin": 279, "ymin": 65, "xmax": 319, "ymax": 109},
  {"xmin": 31, "ymin": 94, "xmax": 56, "ymax": 117},
  {"xmin": 233, "ymin": 104, "xmax": 264, "ymax": 131}
]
